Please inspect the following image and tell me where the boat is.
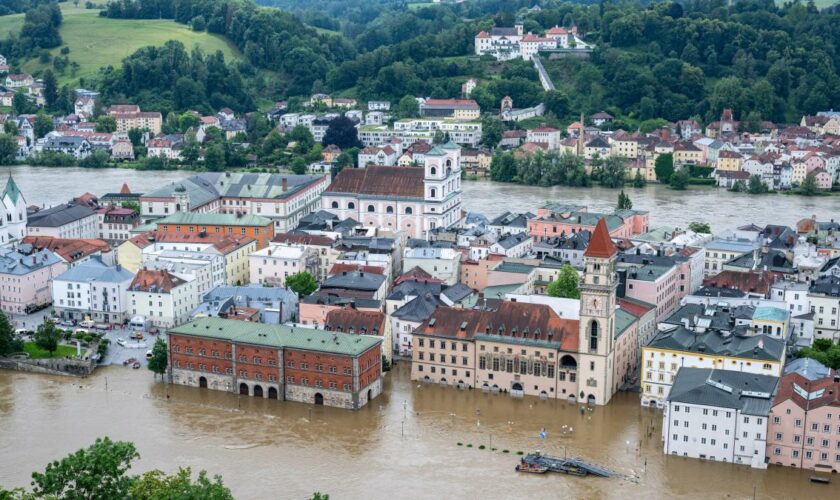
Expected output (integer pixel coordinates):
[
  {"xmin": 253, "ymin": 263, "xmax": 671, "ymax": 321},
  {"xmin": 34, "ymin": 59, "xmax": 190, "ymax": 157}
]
[
  {"xmin": 810, "ymin": 476, "xmax": 830, "ymax": 484},
  {"xmin": 516, "ymin": 460, "xmax": 549, "ymax": 474},
  {"xmin": 516, "ymin": 452, "xmax": 612, "ymax": 478}
]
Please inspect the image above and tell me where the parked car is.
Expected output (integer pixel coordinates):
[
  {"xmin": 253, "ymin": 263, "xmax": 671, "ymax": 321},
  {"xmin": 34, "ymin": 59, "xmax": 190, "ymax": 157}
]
[
  {"xmin": 58, "ymin": 320, "xmax": 75, "ymax": 327},
  {"xmin": 116, "ymin": 338, "xmax": 126, "ymax": 347},
  {"xmin": 79, "ymin": 320, "xmax": 95, "ymax": 328},
  {"xmin": 145, "ymin": 350, "xmax": 153, "ymax": 360}
]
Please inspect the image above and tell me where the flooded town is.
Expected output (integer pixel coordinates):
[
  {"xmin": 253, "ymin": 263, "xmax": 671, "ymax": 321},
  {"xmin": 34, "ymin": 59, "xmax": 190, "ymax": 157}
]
[{"xmin": 1, "ymin": 2, "xmax": 840, "ymax": 497}]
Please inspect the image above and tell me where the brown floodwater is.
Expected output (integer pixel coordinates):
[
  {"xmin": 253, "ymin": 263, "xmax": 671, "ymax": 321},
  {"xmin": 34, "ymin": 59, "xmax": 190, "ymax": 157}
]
[{"xmin": 0, "ymin": 364, "xmax": 837, "ymax": 499}]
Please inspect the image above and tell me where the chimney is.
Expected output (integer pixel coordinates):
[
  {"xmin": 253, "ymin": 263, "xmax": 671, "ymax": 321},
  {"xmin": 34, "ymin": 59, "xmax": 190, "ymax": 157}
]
[{"xmin": 282, "ymin": 178, "xmax": 288, "ymax": 191}]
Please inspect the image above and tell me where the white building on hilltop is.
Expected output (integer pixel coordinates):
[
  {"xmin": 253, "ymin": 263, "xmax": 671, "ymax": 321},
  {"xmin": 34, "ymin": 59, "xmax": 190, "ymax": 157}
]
[
  {"xmin": 321, "ymin": 142, "xmax": 463, "ymax": 238},
  {"xmin": 475, "ymin": 25, "xmax": 592, "ymax": 61}
]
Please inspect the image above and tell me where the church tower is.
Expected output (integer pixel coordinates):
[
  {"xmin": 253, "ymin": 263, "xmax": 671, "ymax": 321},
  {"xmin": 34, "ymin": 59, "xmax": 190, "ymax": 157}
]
[{"xmin": 577, "ymin": 217, "xmax": 618, "ymax": 405}]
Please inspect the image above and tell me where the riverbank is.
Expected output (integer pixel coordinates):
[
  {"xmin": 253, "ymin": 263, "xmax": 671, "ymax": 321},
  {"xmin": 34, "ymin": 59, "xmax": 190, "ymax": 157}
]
[
  {"xmin": 4, "ymin": 165, "xmax": 840, "ymax": 230},
  {"xmin": 1, "ymin": 363, "xmax": 836, "ymax": 498}
]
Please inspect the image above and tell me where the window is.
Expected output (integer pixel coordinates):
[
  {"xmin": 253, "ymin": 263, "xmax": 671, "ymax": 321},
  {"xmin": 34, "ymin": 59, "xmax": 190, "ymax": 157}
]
[
  {"xmin": 348, "ymin": 202, "xmax": 355, "ymax": 209},
  {"xmin": 386, "ymin": 206, "xmax": 394, "ymax": 214},
  {"xmin": 331, "ymin": 201, "xmax": 338, "ymax": 209},
  {"xmin": 405, "ymin": 207, "xmax": 413, "ymax": 215},
  {"xmin": 367, "ymin": 205, "xmax": 375, "ymax": 213}
]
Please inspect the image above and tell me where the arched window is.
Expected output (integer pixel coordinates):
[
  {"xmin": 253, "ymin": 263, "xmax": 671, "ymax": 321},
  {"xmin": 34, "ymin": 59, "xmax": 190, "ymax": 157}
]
[
  {"xmin": 348, "ymin": 202, "xmax": 355, "ymax": 209},
  {"xmin": 405, "ymin": 207, "xmax": 413, "ymax": 215},
  {"xmin": 367, "ymin": 205, "xmax": 375, "ymax": 213},
  {"xmin": 445, "ymin": 159, "xmax": 452, "ymax": 168},
  {"xmin": 386, "ymin": 206, "xmax": 394, "ymax": 214},
  {"xmin": 430, "ymin": 167, "xmax": 437, "ymax": 176},
  {"xmin": 589, "ymin": 321, "xmax": 599, "ymax": 352},
  {"xmin": 331, "ymin": 201, "xmax": 339, "ymax": 209},
  {"xmin": 430, "ymin": 188, "xmax": 436, "ymax": 198}
]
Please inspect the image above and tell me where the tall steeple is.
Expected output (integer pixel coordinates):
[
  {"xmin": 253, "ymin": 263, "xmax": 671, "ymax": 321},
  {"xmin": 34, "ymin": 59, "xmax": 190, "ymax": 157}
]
[{"xmin": 576, "ymin": 217, "xmax": 618, "ymax": 406}]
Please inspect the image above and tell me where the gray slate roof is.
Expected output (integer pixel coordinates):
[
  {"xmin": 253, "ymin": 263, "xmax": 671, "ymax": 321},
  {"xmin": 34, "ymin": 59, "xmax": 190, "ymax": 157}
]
[
  {"xmin": 54, "ymin": 257, "xmax": 133, "ymax": 283},
  {"xmin": 392, "ymin": 293, "xmax": 442, "ymax": 322},
  {"xmin": 783, "ymin": 358, "xmax": 831, "ymax": 381},
  {"xmin": 649, "ymin": 325, "xmax": 784, "ymax": 362},
  {"xmin": 668, "ymin": 367, "xmax": 778, "ymax": 416},
  {"xmin": 28, "ymin": 203, "xmax": 96, "ymax": 228},
  {"xmin": 321, "ymin": 271, "xmax": 385, "ymax": 291},
  {"xmin": 0, "ymin": 247, "xmax": 63, "ymax": 275}
]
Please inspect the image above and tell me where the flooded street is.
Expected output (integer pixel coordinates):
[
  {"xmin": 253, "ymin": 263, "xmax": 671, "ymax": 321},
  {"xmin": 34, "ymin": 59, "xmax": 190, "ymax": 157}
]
[
  {"xmin": 5, "ymin": 165, "xmax": 840, "ymax": 230},
  {"xmin": 0, "ymin": 364, "xmax": 836, "ymax": 499}
]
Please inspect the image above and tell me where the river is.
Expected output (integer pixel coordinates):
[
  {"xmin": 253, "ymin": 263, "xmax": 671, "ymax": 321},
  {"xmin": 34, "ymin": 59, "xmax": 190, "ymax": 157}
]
[
  {"xmin": 4, "ymin": 166, "xmax": 840, "ymax": 230},
  {"xmin": 0, "ymin": 364, "xmax": 836, "ymax": 499}
]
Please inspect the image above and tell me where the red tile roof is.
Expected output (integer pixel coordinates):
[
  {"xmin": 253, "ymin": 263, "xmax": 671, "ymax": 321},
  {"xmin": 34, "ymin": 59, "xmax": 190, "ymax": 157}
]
[
  {"xmin": 329, "ymin": 263, "xmax": 384, "ymax": 276},
  {"xmin": 395, "ymin": 266, "xmax": 441, "ymax": 284},
  {"xmin": 21, "ymin": 236, "xmax": 110, "ymax": 263},
  {"xmin": 702, "ymin": 270, "xmax": 782, "ymax": 295},
  {"xmin": 416, "ymin": 302, "xmax": 579, "ymax": 351},
  {"xmin": 773, "ymin": 371, "xmax": 840, "ymax": 411},
  {"xmin": 324, "ymin": 306, "xmax": 386, "ymax": 336},
  {"xmin": 326, "ymin": 166, "xmax": 425, "ymax": 198},
  {"xmin": 130, "ymin": 269, "xmax": 187, "ymax": 293},
  {"xmin": 584, "ymin": 218, "xmax": 616, "ymax": 258}
]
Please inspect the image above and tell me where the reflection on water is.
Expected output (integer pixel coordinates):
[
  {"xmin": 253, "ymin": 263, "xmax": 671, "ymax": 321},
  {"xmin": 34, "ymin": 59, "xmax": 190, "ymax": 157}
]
[{"xmin": 0, "ymin": 364, "xmax": 837, "ymax": 499}]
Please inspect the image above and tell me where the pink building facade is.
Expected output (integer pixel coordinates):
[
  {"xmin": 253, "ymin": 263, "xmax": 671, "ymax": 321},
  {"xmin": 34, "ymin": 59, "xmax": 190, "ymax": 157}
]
[
  {"xmin": 766, "ymin": 370, "xmax": 840, "ymax": 471},
  {"xmin": 0, "ymin": 248, "xmax": 67, "ymax": 316}
]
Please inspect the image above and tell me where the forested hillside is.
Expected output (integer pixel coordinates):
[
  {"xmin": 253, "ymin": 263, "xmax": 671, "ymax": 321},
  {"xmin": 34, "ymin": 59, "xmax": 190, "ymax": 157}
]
[{"xmin": 4, "ymin": 0, "xmax": 839, "ymax": 123}]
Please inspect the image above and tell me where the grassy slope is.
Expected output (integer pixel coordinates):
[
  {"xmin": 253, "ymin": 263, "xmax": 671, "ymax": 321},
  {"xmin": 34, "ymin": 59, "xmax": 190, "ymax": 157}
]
[
  {"xmin": 23, "ymin": 342, "xmax": 79, "ymax": 359},
  {"xmin": 1, "ymin": 5, "xmax": 242, "ymax": 85}
]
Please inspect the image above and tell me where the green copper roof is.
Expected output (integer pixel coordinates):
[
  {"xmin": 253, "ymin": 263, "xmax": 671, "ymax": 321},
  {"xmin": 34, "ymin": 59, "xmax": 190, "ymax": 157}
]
[
  {"xmin": 169, "ymin": 317, "xmax": 382, "ymax": 356},
  {"xmin": 441, "ymin": 140, "xmax": 460, "ymax": 150},
  {"xmin": 2, "ymin": 174, "xmax": 22, "ymax": 204},
  {"xmin": 752, "ymin": 306, "xmax": 788, "ymax": 323},
  {"xmin": 426, "ymin": 146, "xmax": 446, "ymax": 156}
]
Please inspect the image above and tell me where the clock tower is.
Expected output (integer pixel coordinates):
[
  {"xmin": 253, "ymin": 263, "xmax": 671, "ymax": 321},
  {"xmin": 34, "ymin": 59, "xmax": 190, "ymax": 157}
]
[{"xmin": 577, "ymin": 217, "xmax": 618, "ymax": 406}]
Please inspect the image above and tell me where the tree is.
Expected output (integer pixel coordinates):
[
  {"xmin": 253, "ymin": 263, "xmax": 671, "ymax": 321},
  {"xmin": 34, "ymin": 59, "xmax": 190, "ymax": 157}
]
[
  {"xmin": 285, "ymin": 272, "xmax": 317, "ymax": 297},
  {"xmin": 4, "ymin": 120, "xmax": 18, "ymax": 136},
  {"xmin": 394, "ymin": 96, "xmax": 418, "ymax": 119},
  {"xmin": 794, "ymin": 338, "xmax": 840, "ymax": 369},
  {"xmin": 321, "ymin": 116, "xmax": 361, "ymax": 149},
  {"xmin": 121, "ymin": 201, "xmax": 141, "ymax": 213},
  {"xmin": 290, "ymin": 157, "xmax": 307, "ymax": 175},
  {"xmin": 127, "ymin": 128, "xmax": 143, "ymax": 147},
  {"xmin": 13, "ymin": 93, "xmax": 35, "ymax": 115},
  {"xmin": 747, "ymin": 175, "xmax": 769, "ymax": 194},
  {"xmin": 617, "ymin": 190, "xmax": 632, "ymax": 210},
  {"xmin": 33, "ymin": 321, "xmax": 60, "ymax": 357},
  {"xmin": 546, "ymin": 265, "xmax": 580, "ymax": 299},
  {"xmin": 633, "ymin": 170, "xmax": 646, "ymax": 188},
  {"xmin": 147, "ymin": 337, "xmax": 168, "ymax": 379},
  {"xmin": 800, "ymin": 172, "xmax": 819, "ymax": 196},
  {"xmin": 204, "ymin": 143, "xmax": 225, "ymax": 172},
  {"xmin": 131, "ymin": 468, "xmax": 232, "ymax": 500},
  {"xmin": 288, "ymin": 125, "xmax": 314, "ymax": 154},
  {"xmin": 95, "ymin": 115, "xmax": 117, "ymax": 133},
  {"xmin": 600, "ymin": 156, "xmax": 626, "ymax": 188},
  {"xmin": 654, "ymin": 153, "xmax": 674, "ymax": 183},
  {"xmin": 33, "ymin": 112, "xmax": 54, "ymax": 139},
  {"xmin": 335, "ymin": 152, "xmax": 353, "ymax": 172},
  {"xmin": 43, "ymin": 69, "xmax": 58, "ymax": 109},
  {"xmin": 688, "ymin": 221, "xmax": 711, "ymax": 234},
  {"xmin": 480, "ymin": 115, "xmax": 503, "ymax": 148},
  {"xmin": 31, "ymin": 437, "xmax": 138, "ymax": 499},
  {"xmin": 0, "ymin": 310, "xmax": 22, "ymax": 356},
  {"xmin": 0, "ymin": 134, "xmax": 19, "ymax": 164},
  {"xmin": 669, "ymin": 169, "xmax": 689, "ymax": 190},
  {"xmin": 544, "ymin": 90, "xmax": 570, "ymax": 118}
]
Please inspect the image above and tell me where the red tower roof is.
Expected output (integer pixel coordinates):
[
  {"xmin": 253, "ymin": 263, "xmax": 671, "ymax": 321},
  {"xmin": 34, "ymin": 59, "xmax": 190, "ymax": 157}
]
[{"xmin": 584, "ymin": 218, "xmax": 616, "ymax": 258}]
